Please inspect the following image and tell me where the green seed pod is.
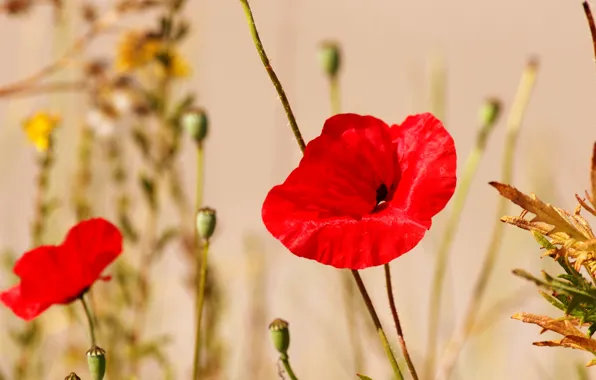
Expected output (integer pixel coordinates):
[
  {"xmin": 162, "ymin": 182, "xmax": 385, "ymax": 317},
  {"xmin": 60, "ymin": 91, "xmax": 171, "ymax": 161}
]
[
  {"xmin": 268, "ymin": 318, "xmax": 290, "ymax": 355},
  {"xmin": 318, "ymin": 41, "xmax": 341, "ymax": 78},
  {"xmin": 478, "ymin": 98, "xmax": 502, "ymax": 127},
  {"xmin": 65, "ymin": 373, "xmax": 81, "ymax": 380},
  {"xmin": 181, "ymin": 107, "xmax": 209, "ymax": 143},
  {"xmin": 86, "ymin": 345, "xmax": 106, "ymax": 380},
  {"xmin": 196, "ymin": 207, "xmax": 217, "ymax": 241}
]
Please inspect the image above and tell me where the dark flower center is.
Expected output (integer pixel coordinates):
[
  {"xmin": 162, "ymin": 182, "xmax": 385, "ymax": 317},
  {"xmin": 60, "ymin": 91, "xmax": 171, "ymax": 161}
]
[{"xmin": 376, "ymin": 183, "xmax": 389, "ymax": 205}]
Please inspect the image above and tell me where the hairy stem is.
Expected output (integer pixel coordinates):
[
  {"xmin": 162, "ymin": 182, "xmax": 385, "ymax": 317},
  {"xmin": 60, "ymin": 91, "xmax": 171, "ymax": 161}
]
[
  {"xmin": 280, "ymin": 354, "xmax": 299, "ymax": 380},
  {"xmin": 80, "ymin": 295, "xmax": 97, "ymax": 347},
  {"xmin": 238, "ymin": 0, "xmax": 305, "ymax": 152},
  {"xmin": 385, "ymin": 264, "xmax": 418, "ymax": 380}
]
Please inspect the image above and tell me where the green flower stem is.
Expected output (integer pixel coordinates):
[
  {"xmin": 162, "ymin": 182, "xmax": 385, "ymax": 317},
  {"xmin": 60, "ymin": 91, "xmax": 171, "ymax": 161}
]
[
  {"xmin": 80, "ymin": 295, "xmax": 97, "ymax": 347},
  {"xmin": 195, "ymin": 142, "xmax": 204, "ymax": 211},
  {"xmin": 238, "ymin": 0, "xmax": 305, "ymax": 152},
  {"xmin": 430, "ymin": 55, "xmax": 446, "ymax": 123},
  {"xmin": 384, "ymin": 264, "xmax": 418, "ymax": 380},
  {"xmin": 424, "ymin": 101, "xmax": 499, "ymax": 378},
  {"xmin": 351, "ymin": 270, "xmax": 404, "ymax": 380},
  {"xmin": 329, "ymin": 75, "xmax": 340, "ymax": 115},
  {"xmin": 238, "ymin": 0, "xmax": 403, "ymax": 377},
  {"xmin": 192, "ymin": 239, "xmax": 210, "ymax": 380},
  {"xmin": 280, "ymin": 353, "xmax": 299, "ymax": 380},
  {"xmin": 191, "ymin": 140, "xmax": 206, "ymax": 379},
  {"xmin": 435, "ymin": 58, "xmax": 539, "ymax": 380}
]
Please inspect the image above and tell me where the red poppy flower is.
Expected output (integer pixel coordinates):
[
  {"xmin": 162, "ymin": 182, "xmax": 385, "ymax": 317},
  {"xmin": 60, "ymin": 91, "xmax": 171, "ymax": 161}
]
[
  {"xmin": 262, "ymin": 113, "xmax": 457, "ymax": 269},
  {"xmin": 0, "ymin": 218, "xmax": 122, "ymax": 321}
]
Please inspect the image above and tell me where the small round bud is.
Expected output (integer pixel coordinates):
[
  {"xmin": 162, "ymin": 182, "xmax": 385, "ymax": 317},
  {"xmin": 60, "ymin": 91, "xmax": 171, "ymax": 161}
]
[
  {"xmin": 86, "ymin": 345, "xmax": 106, "ymax": 380},
  {"xmin": 478, "ymin": 98, "xmax": 502, "ymax": 127},
  {"xmin": 269, "ymin": 318, "xmax": 290, "ymax": 355},
  {"xmin": 65, "ymin": 373, "xmax": 81, "ymax": 380},
  {"xmin": 196, "ymin": 207, "xmax": 216, "ymax": 241},
  {"xmin": 181, "ymin": 108, "xmax": 209, "ymax": 143},
  {"xmin": 318, "ymin": 41, "xmax": 341, "ymax": 78}
]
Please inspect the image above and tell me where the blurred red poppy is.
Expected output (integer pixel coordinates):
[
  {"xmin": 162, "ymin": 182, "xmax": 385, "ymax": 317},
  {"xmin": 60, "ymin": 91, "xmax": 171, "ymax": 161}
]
[
  {"xmin": 262, "ymin": 113, "xmax": 457, "ymax": 269},
  {"xmin": 0, "ymin": 218, "xmax": 122, "ymax": 320}
]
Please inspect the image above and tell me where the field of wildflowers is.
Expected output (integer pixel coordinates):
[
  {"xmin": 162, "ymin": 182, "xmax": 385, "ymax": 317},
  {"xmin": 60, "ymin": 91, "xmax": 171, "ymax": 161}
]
[{"xmin": 1, "ymin": 1, "xmax": 596, "ymax": 379}]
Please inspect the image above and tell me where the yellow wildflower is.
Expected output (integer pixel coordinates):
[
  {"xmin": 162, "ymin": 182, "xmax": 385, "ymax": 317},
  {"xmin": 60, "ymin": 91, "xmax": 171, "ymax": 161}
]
[
  {"xmin": 116, "ymin": 30, "xmax": 191, "ymax": 78},
  {"xmin": 159, "ymin": 49, "xmax": 191, "ymax": 78},
  {"xmin": 116, "ymin": 30, "xmax": 162, "ymax": 72},
  {"xmin": 22, "ymin": 111, "xmax": 60, "ymax": 152}
]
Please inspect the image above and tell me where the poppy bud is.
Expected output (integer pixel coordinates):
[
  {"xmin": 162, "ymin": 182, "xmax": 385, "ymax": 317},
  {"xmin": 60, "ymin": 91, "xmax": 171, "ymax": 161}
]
[
  {"xmin": 181, "ymin": 108, "xmax": 209, "ymax": 144},
  {"xmin": 65, "ymin": 373, "xmax": 81, "ymax": 380},
  {"xmin": 196, "ymin": 207, "xmax": 216, "ymax": 241},
  {"xmin": 478, "ymin": 98, "xmax": 502, "ymax": 127},
  {"xmin": 318, "ymin": 41, "xmax": 341, "ymax": 78},
  {"xmin": 86, "ymin": 345, "xmax": 106, "ymax": 380},
  {"xmin": 268, "ymin": 318, "xmax": 290, "ymax": 356}
]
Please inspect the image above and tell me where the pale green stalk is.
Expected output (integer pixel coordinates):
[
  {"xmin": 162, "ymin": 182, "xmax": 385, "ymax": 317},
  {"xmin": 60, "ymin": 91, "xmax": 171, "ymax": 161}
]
[
  {"xmin": 435, "ymin": 58, "xmax": 539, "ymax": 380},
  {"xmin": 424, "ymin": 103, "xmax": 499, "ymax": 378},
  {"xmin": 192, "ymin": 143, "xmax": 206, "ymax": 379},
  {"xmin": 238, "ymin": 1, "xmax": 402, "ymax": 377},
  {"xmin": 193, "ymin": 240, "xmax": 210, "ymax": 379},
  {"xmin": 430, "ymin": 55, "xmax": 446, "ymax": 123}
]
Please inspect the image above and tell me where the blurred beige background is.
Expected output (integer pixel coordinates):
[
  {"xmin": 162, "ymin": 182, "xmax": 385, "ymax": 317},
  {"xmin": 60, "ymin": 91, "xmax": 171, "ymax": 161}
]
[{"xmin": 1, "ymin": 0, "xmax": 596, "ymax": 379}]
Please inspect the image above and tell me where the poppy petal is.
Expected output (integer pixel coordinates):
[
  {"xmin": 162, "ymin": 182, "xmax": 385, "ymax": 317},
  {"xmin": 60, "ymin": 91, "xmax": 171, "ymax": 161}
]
[
  {"xmin": 262, "ymin": 194, "xmax": 427, "ymax": 268},
  {"xmin": 390, "ymin": 113, "xmax": 457, "ymax": 225},
  {"xmin": 0, "ymin": 283, "xmax": 50, "ymax": 321},
  {"xmin": 13, "ymin": 246, "xmax": 74, "ymax": 304},
  {"xmin": 12, "ymin": 218, "xmax": 122, "ymax": 305},
  {"xmin": 270, "ymin": 114, "xmax": 399, "ymax": 219},
  {"xmin": 62, "ymin": 218, "xmax": 123, "ymax": 289}
]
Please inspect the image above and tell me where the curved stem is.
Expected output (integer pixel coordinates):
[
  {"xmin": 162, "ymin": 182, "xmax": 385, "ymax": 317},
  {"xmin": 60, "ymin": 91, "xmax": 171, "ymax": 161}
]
[
  {"xmin": 193, "ymin": 240, "xmax": 210, "ymax": 379},
  {"xmin": 280, "ymin": 354, "xmax": 299, "ymax": 380},
  {"xmin": 351, "ymin": 270, "xmax": 404, "ymax": 380},
  {"xmin": 238, "ymin": 0, "xmax": 306, "ymax": 152},
  {"xmin": 384, "ymin": 264, "xmax": 419, "ymax": 380},
  {"xmin": 80, "ymin": 295, "xmax": 97, "ymax": 347},
  {"xmin": 583, "ymin": 2, "xmax": 596, "ymax": 65}
]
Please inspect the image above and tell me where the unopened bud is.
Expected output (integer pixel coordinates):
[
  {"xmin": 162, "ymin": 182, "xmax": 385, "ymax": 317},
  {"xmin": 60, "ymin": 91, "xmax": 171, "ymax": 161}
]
[
  {"xmin": 318, "ymin": 41, "xmax": 341, "ymax": 78},
  {"xmin": 269, "ymin": 318, "xmax": 290, "ymax": 355},
  {"xmin": 196, "ymin": 207, "xmax": 216, "ymax": 240},
  {"xmin": 86, "ymin": 345, "xmax": 106, "ymax": 380},
  {"xmin": 65, "ymin": 373, "xmax": 81, "ymax": 380},
  {"xmin": 478, "ymin": 98, "xmax": 502, "ymax": 127},
  {"xmin": 181, "ymin": 108, "xmax": 209, "ymax": 144}
]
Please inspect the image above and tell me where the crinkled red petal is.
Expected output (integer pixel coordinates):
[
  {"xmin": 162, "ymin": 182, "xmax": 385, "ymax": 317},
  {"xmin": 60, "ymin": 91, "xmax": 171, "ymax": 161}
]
[
  {"xmin": 262, "ymin": 114, "xmax": 423, "ymax": 269},
  {"xmin": 8, "ymin": 218, "xmax": 122, "ymax": 308},
  {"xmin": 0, "ymin": 283, "xmax": 50, "ymax": 321},
  {"xmin": 390, "ymin": 113, "xmax": 457, "ymax": 225}
]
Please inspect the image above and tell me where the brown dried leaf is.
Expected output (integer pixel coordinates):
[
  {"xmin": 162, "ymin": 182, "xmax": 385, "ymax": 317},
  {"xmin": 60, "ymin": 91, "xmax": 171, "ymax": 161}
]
[
  {"xmin": 513, "ymin": 312, "xmax": 596, "ymax": 362},
  {"xmin": 490, "ymin": 182, "xmax": 594, "ymax": 241},
  {"xmin": 512, "ymin": 312, "xmax": 583, "ymax": 336},
  {"xmin": 577, "ymin": 193, "xmax": 596, "ymax": 217},
  {"xmin": 500, "ymin": 216, "xmax": 553, "ymax": 234}
]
